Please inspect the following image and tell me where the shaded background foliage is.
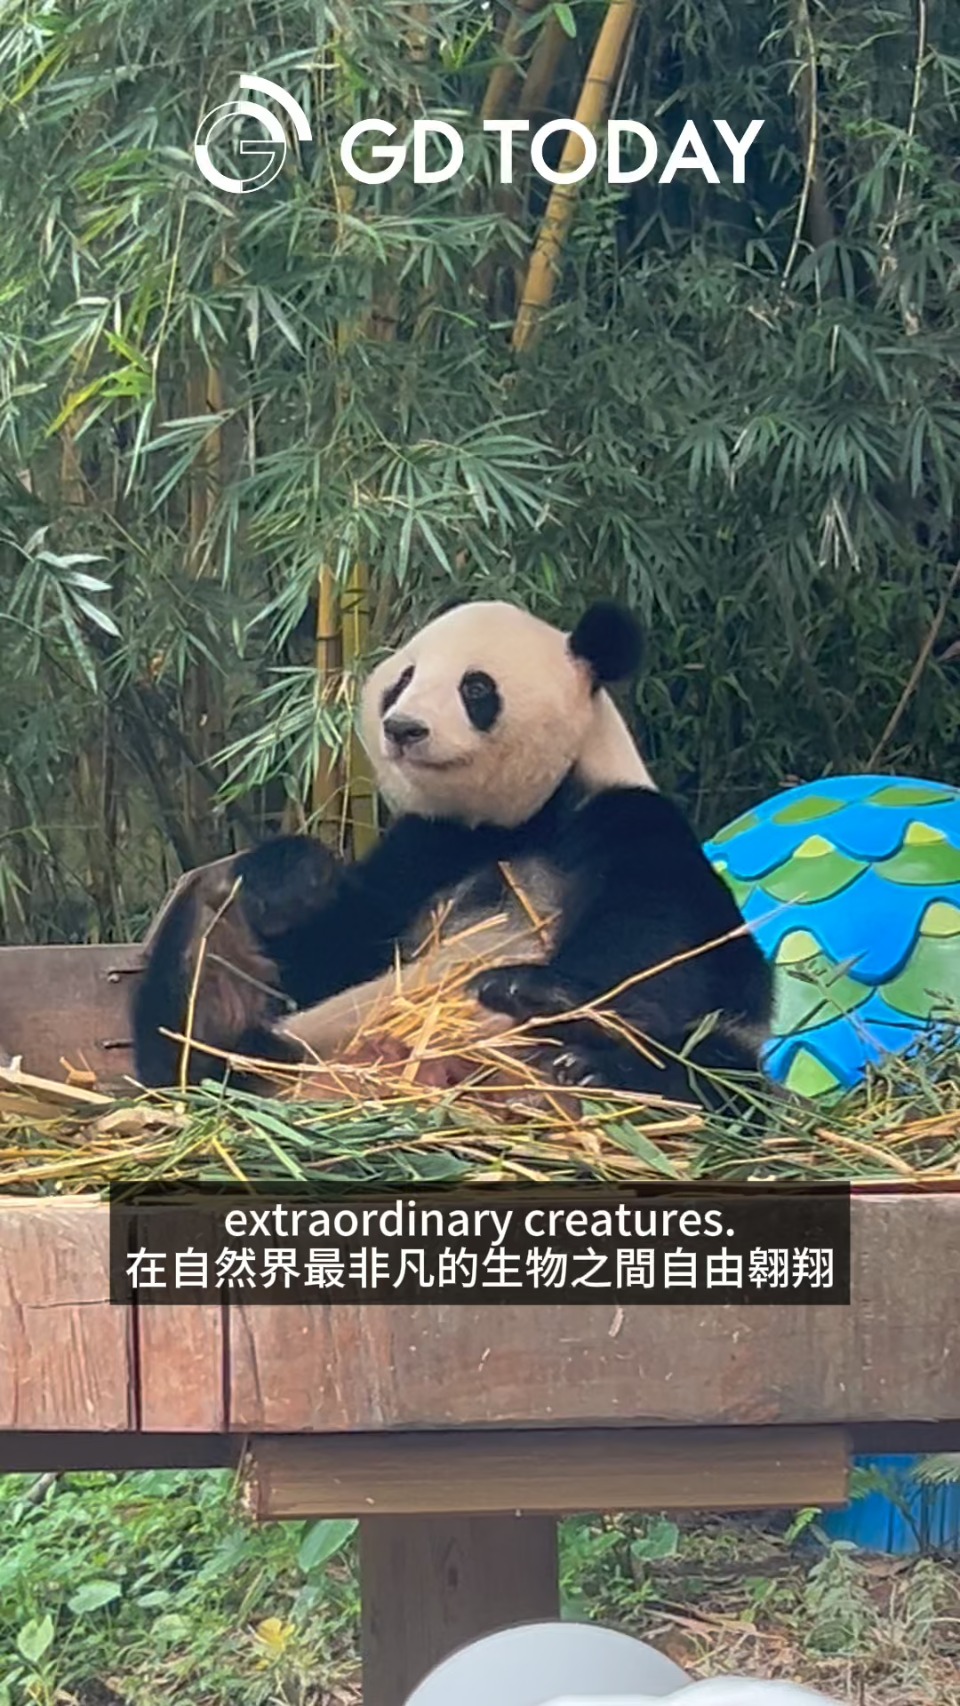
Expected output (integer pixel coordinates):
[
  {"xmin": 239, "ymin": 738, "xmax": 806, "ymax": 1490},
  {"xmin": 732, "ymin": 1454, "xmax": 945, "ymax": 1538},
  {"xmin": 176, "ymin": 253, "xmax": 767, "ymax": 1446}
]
[{"xmin": 1, "ymin": 0, "xmax": 959, "ymax": 943}]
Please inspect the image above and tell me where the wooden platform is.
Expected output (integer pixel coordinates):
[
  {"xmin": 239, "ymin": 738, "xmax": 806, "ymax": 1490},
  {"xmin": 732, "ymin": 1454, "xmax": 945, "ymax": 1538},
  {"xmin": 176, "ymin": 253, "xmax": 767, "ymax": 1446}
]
[
  {"xmin": 0, "ymin": 1191, "xmax": 957, "ymax": 1703},
  {"xmin": 3, "ymin": 945, "xmax": 960, "ymax": 1704},
  {"xmin": 1, "ymin": 1192, "xmax": 959, "ymax": 1441}
]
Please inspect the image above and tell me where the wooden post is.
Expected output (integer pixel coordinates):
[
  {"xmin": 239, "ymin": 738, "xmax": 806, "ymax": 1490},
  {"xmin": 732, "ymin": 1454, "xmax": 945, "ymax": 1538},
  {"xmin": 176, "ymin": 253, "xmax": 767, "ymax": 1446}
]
[{"xmin": 359, "ymin": 1513, "xmax": 559, "ymax": 1706}]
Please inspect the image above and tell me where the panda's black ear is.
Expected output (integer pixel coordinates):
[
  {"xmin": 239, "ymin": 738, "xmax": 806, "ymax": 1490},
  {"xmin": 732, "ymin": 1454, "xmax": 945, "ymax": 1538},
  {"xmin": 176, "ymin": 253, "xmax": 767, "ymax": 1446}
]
[
  {"xmin": 569, "ymin": 601, "xmax": 643, "ymax": 685},
  {"xmin": 433, "ymin": 595, "xmax": 469, "ymax": 619}
]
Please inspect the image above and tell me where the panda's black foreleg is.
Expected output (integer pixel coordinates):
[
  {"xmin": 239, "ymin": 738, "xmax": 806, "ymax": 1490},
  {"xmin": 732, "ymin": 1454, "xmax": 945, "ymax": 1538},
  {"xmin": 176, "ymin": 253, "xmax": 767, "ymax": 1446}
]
[
  {"xmin": 233, "ymin": 835, "xmax": 342, "ymax": 939},
  {"xmin": 257, "ymin": 814, "xmax": 512, "ymax": 1008},
  {"xmin": 473, "ymin": 785, "xmax": 773, "ymax": 1109}
]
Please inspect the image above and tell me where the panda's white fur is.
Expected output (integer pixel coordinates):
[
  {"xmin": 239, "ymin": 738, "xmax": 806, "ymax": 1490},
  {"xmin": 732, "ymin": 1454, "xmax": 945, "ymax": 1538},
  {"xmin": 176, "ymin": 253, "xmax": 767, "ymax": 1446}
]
[
  {"xmin": 281, "ymin": 607, "xmax": 652, "ymax": 1059},
  {"xmin": 360, "ymin": 600, "xmax": 655, "ymax": 826}
]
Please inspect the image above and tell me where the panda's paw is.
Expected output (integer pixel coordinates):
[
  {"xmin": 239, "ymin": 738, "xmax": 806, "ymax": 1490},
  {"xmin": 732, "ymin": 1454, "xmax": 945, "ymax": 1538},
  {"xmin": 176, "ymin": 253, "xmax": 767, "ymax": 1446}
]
[
  {"xmin": 470, "ymin": 963, "xmax": 540, "ymax": 1020},
  {"xmin": 552, "ymin": 1047, "xmax": 605, "ymax": 1089},
  {"xmin": 470, "ymin": 963, "xmax": 574, "ymax": 1023},
  {"xmin": 550, "ymin": 1038, "xmax": 664, "ymax": 1095}
]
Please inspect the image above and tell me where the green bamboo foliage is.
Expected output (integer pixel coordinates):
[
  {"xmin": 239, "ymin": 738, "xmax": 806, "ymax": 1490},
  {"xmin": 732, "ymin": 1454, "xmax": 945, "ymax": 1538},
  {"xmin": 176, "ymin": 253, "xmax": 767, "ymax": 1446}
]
[{"xmin": 0, "ymin": 0, "xmax": 959, "ymax": 943}]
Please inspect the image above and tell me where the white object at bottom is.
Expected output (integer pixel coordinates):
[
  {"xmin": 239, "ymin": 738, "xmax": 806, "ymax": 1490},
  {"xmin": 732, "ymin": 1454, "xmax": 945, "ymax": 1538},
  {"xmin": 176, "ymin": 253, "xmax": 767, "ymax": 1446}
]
[
  {"xmin": 402, "ymin": 1622, "xmax": 843, "ymax": 1706},
  {"xmin": 549, "ymin": 1688, "xmax": 840, "ymax": 1705}
]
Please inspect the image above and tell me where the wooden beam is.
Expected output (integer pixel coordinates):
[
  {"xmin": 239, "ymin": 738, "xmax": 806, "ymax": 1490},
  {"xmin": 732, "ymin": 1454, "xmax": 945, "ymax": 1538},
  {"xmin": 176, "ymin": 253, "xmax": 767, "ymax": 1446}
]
[
  {"xmin": 243, "ymin": 1426, "xmax": 851, "ymax": 1519},
  {"xmin": 0, "ymin": 1420, "xmax": 951, "ymax": 1474},
  {"xmin": 0, "ymin": 1193, "xmax": 959, "ymax": 1437},
  {"xmin": 359, "ymin": 1514, "xmax": 559, "ymax": 1706}
]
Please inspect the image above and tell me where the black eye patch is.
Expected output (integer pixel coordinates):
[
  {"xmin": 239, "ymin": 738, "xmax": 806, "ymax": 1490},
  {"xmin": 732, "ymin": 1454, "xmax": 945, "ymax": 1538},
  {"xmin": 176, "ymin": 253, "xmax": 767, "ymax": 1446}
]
[
  {"xmin": 459, "ymin": 670, "xmax": 501, "ymax": 731},
  {"xmin": 380, "ymin": 664, "xmax": 414, "ymax": 716}
]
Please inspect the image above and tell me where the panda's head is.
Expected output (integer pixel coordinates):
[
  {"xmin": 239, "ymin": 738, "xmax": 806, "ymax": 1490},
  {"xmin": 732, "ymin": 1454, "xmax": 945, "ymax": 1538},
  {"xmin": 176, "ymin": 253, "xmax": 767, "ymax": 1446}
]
[{"xmin": 359, "ymin": 599, "xmax": 644, "ymax": 828}]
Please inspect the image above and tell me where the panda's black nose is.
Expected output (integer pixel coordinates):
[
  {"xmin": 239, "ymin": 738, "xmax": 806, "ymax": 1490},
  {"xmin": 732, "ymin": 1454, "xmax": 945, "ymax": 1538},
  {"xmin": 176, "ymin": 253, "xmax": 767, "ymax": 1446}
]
[{"xmin": 384, "ymin": 713, "xmax": 429, "ymax": 749}]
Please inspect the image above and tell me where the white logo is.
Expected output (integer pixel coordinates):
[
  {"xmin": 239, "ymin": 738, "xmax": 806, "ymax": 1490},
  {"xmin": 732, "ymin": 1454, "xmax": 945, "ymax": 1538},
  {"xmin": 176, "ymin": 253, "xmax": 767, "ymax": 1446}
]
[
  {"xmin": 194, "ymin": 74, "xmax": 312, "ymax": 194},
  {"xmin": 193, "ymin": 81, "xmax": 763, "ymax": 193}
]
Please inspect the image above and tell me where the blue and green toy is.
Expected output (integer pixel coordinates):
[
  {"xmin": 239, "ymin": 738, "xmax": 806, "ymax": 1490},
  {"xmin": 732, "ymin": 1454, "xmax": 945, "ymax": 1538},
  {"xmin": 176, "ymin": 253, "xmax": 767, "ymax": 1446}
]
[{"xmin": 704, "ymin": 775, "xmax": 960, "ymax": 1099}]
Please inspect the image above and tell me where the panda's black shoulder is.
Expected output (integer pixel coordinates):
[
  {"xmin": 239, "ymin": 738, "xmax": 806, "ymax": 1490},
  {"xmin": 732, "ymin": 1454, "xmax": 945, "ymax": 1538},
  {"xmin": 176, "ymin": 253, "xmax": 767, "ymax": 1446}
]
[
  {"xmin": 558, "ymin": 783, "xmax": 736, "ymax": 903},
  {"xmin": 572, "ymin": 783, "xmax": 704, "ymax": 850}
]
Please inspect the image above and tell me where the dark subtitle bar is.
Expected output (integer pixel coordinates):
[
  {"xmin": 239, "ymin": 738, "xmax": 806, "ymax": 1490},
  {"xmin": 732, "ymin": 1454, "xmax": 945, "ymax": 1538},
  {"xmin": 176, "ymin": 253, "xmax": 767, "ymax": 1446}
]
[{"xmin": 107, "ymin": 1182, "xmax": 851, "ymax": 1305}]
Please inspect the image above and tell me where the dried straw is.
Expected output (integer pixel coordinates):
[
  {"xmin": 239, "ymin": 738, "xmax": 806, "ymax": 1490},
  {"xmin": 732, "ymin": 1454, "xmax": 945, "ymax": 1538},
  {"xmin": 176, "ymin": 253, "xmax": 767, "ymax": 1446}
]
[{"xmin": 1, "ymin": 898, "xmax": 959, "ymax": 1194}]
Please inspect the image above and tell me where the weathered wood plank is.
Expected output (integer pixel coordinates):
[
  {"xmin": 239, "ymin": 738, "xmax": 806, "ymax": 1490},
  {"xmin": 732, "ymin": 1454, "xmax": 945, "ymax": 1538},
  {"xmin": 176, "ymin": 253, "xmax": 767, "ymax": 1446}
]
[
  {"xmin": 243, "ymin": 1426, "xmax": 851, "ymax": 1518},
  {"xmin": 228, "ymin": 1194, "xmax": 960, "ymax": 1431},
  {"xmin": 0, "ymin": 944, "xmax": 140, "ymax": 1085},
  {"xmin": 0, "ymin": 1199, "xmax": 133, "ymax": 1430},
  {"xmin": 131, "ymin": 1200, "xmax": 226, "ymax": 1432},
  {"xmin": 137, "ymin": 1304, "xmax": 226, "ymax": 1433}
]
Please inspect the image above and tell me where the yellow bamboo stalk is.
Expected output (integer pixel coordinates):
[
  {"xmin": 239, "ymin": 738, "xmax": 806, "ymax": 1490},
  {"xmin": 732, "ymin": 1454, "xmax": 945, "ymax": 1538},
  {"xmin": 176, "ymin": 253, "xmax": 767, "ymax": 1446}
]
[
  {"xmin": 336, "ymin": 287, "xmax": 397, "ymax": 855},
  {"xmin": 341, "ymin": 560, "xmax": 379, "ymax": 855},
  {"xmin": 512, "ymin": 0, "xmax": 637, "ymax": 352},
  {"xmin": 60, "ymin": 415, "xmax": 85, "ymax": 509},
  {"xmin": 189, "ymin": 256, "xmax": 227, "ymax": 565},
  {"xmin": 311, "ymin": 21, "xmax": 425, "ymax": 855},
  {"xmin": 308, "ymin": 167, "xmax": 354, "ymax": 852},
  {"xmin": 310, "ymin": 566, "xmax": 345, "ymax": 849},
  {"xmin": 488, "ymin": 14, "xmax": 569, "ymax": 313}
]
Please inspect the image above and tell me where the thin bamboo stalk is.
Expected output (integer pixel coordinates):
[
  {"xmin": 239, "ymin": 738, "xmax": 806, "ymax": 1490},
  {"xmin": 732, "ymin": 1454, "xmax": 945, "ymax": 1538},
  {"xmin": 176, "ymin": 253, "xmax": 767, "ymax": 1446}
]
[
  {"xmin": 308, "ymin": 156, "xmax": 353, "ymax": 851},
  {"xmin": 341, "ymin": 560, "xmax": 379, "ymax": 856},
  {"xmin": 318, "ymin": 49, "xmax": 414, "ymax": 854},
  {"xmin": 490, "ymin": 13, "xmax": 569, "ymax": 315},
  {"xmin": 310, "ymin": 565, "xmax": 345, "ymax": 850},
  {"xmin": 481, "ymin": 0, "xmax": 545, "ymax": 122},
  {"xmin": 516, "ymin": 14, "xmax": 567, "ymax": 119},
  {"xmin": 512, "ymin": 0, "xmax": 637, "ymax": 352},
  {"xmin": 183, "ymin": 320, "xmax": 226, "ymax": 859},
  {"xmin": 404, "ymin": 1, "xmax": 431, "ymax": 64}
]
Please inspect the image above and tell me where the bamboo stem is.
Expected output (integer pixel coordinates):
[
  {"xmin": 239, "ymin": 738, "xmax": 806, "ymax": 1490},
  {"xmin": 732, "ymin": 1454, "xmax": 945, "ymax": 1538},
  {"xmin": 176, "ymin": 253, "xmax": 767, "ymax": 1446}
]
[
  {"xmin": 311, "ymin": 25, "xmax": 424, "ymax": 854},
  {"xmin": 481, "ymin": 0, "xmax": 545, "ymax": 122},
  {"xmin": 516, "ymin": 14, "xmax": 567, "ymax": 119},
  {"xmin": 783, "ymin": 0, "xmax": 835, "ymax": 286},
  {"xmin": 341, "ymin": 561, "xmax": 379, "ymax": 856},
  {"xmin": 183, "ymin": 318, "xmax": 226, "ymax": 858},
  {"xmin": 310, "ymin": 565, "xmax": 345, "ymax": 849},
  {"xmin": 492, "ymin": 13, "xmax": 569, "ymax": 313},
  {"xmin": 403, "ymin": 1, "xmax": 431, "ymax": 64},
  {"xmin": 512, "ymin": 0, "xmax": 637, "ymax": 352},
  {"xmin": 309, "ymin": 160, "xmax": 353, "ymax": 850}
]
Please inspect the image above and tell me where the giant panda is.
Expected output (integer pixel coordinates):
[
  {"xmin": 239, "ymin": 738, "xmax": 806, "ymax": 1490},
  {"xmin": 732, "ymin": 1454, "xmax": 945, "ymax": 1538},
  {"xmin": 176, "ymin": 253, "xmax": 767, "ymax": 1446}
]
[{"xmin": 132, "ymin": 598, "xmax": 773, "ymax": 1108}]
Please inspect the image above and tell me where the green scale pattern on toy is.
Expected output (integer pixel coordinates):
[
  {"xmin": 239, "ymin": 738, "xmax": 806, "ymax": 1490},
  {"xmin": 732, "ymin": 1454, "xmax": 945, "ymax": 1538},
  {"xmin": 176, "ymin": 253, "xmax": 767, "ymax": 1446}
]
[{"xmin": 702, "ymin": 777, "xmax": 960, "ymax": 1098}]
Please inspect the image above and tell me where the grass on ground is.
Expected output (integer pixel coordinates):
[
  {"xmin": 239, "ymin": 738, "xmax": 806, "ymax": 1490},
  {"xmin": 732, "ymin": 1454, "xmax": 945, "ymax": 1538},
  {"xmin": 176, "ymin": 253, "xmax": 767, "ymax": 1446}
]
[{"xmin": 1, "ymin": 1470, "xmax": 958, "ymax": 1706}]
